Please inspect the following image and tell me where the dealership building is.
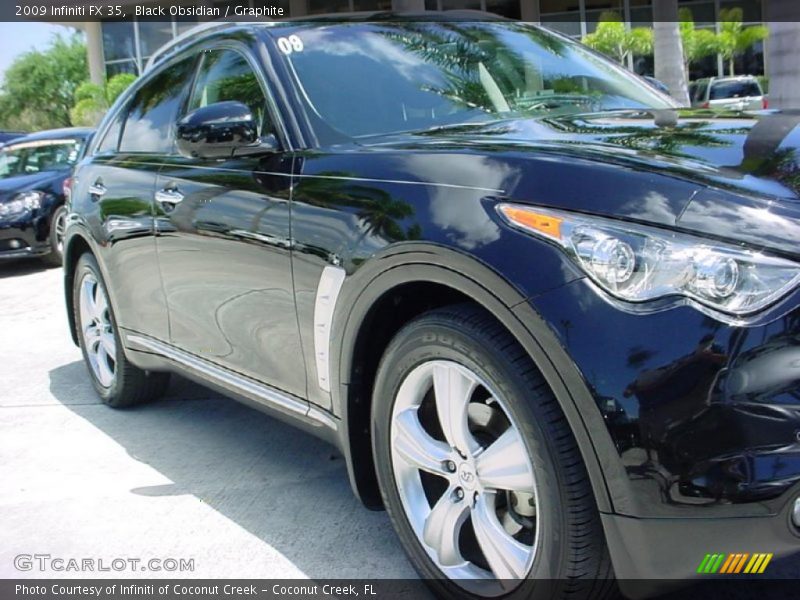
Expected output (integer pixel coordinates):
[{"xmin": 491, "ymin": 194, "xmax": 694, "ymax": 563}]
[{"xmin": 61, "ymin": 0, "xmax": 768, "ymax": 85}]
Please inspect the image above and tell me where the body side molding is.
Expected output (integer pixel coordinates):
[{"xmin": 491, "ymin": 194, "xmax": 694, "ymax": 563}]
[{"xmin": 126, "ymin": 333, "xmax": 337, "ymax": 431}]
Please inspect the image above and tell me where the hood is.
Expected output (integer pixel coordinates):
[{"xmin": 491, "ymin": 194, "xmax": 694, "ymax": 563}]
[
  {"xmin": 360, "ymin": 109, "xmax": 800, "ymax": 258},
  {"xmin": 0, "ymin": 170, "xmax": 66, "ymax": 200},
  {"xmin": 398, "ymin": 109, "xmax": 800, "ymax": 203}
]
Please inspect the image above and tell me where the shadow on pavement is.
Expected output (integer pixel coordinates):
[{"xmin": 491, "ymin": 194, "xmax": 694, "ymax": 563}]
[
  {"xmin": 0, "ymin": 258, "xmax": 52, "ymax": 279},
  {"xmin": 47, "ymin": 361, "xmax": 422, "ymax": 583}
]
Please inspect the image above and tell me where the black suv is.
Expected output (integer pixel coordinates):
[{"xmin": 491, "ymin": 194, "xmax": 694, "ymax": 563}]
[
  {"xmin": 1, "ymin": 128, "xmax": 92, "ymax": 265},
  {"xmin": 64, "ymin": 16, "xmax": 800, "ymax": 598}
]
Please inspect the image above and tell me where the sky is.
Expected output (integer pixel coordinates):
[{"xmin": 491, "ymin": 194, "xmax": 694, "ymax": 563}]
[{"xmin": 0, "ymin": 22, "xmax": 72, "ymax": 84}]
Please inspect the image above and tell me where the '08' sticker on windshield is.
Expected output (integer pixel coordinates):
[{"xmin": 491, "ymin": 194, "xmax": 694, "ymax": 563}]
[{"xmin": 277, "ymin": 35, "xmax": 304, "ymax": 55}]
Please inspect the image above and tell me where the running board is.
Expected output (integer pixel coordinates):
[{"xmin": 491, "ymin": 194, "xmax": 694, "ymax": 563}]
[{"xmin": 126, "ymin": 333, "xmax": 337, "ymax": 431}]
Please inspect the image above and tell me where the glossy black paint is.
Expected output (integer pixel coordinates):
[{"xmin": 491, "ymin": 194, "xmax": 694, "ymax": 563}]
[
  {"xmin": 0, "ymin": 128, "xmax": 91, "ymax": 260},
  {"xmin": 176, "ymin": 101, "xmax": 262, "ymax": 159},
  {"xmin": 63, "ymin": 21, "xmax": 800, "ymax": 580}
]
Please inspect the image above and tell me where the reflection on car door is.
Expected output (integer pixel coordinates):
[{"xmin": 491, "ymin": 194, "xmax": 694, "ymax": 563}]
[
  {"xmin": 155, "ymin": 47, "xmax": 306, "ymax": 398},
  {"xmin": 73, "ymin": 56, "xmax": 195, "ymax": 339}
]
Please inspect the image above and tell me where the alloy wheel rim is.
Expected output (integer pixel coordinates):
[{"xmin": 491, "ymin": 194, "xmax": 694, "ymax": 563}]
[
  {"xmin": 54, "ymin": 210, "xmax": 67, "ymax": 254},
  {"xmin": 390, "ymin": 360, "xmax": 539, "ymax": 595},
  {"xmin": 79, "ymin": 272, "xmax": 116, "ymax": 388}
]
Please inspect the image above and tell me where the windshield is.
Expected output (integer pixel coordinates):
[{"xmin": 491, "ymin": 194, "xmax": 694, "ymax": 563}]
[
  {"xmin": 279, "ymin": 21, "xmax": 675, "ymax": 138},
  {"xmin": 0, "ymin": 138, "xmax": 83, "ymax": 179}
]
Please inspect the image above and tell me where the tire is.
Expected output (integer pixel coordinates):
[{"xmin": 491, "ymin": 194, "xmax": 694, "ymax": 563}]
[
  {"xmin": 73, "ymin": 252, "xmax": 170, "ymax": 407},
  {"xmin": 372, "ymin": 304, "xmax": 615, "ymax": 600},
  {"xmin": 40, "ymin": 205, "xmax": 67, "ymax": 268}
]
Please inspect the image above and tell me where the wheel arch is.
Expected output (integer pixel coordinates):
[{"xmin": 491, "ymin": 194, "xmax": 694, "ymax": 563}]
[
  {"xmin": 332, "ymin": 244, "xmax": 619, "ymax": 514},
  {"xmin": 63, "ymin": 229, "xmax": 98, "ymax": 346}
]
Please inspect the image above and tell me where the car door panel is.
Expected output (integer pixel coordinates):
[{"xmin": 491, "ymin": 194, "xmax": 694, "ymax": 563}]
[
  {"xmin": 155, "ymin": 155, "xmax": 304, "ymax": 396},
  {"xmin": 72, "ymin": 155, "xmax": 166, "ymax": 338},
  {"xmin": 155, "ymin": 46, "xmax": 306, "ymax": 398}
]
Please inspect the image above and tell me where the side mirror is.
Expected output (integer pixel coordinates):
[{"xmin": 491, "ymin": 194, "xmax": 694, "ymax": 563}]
[{"xmin": 176, "ymin": 101, "xmax": 278, "ymax": 159}]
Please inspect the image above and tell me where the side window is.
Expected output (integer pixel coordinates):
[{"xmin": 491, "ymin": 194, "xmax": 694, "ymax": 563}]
[
  {"xmin": 187, "ymin": 49, "xmax": 270, "ymax": 136},
  {"xmin": 96, "ymin": 104, "xmax": 127, "ymax": 154},
  {"xmin": 119, "ymin": 57, "xmax": 195, "ymax": 154}
]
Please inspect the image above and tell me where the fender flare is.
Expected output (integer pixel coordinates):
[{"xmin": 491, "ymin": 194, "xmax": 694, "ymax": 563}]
[
  {"xmin": 62, "ymin": 224, "xmax": 118, "ymax": 347},
  {"xmin": 331, "ymin": 243, "xmax": 626, "ymax": 515}
]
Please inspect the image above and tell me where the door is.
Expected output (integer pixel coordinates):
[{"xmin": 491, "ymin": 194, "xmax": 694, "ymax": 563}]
[
  {"xmin": 155, "ymin": 47, "xmax": 306, "ymax": 398},
  {"xmin": 73, "ymin": 56, "xmax": 196, "ymax": 339}
]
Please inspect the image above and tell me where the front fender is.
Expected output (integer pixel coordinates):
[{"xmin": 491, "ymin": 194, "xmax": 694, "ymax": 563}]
[{"xmin": 330, "ymin": 243, "xmax": 619, "ymax": 515}]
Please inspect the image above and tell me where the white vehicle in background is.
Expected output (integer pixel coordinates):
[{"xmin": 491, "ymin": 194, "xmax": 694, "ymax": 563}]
[{"xmin": 690, "ymin": 75, "xmax": 768, "ymax": 110}]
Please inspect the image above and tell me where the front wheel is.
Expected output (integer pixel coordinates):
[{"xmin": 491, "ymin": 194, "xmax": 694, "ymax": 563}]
[{"xmin": 372, "ymin": 305, "xmax": 614, "ymax": 600}]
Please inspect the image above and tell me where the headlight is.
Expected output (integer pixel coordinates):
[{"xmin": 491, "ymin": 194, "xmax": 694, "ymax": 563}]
[
  {"xmin": 497, "ymin": 203, "xmax": 800, "ymax": 317},
  {"xmin": 0, "ymin": 191, "xmax": 43, "ymax": 218}
]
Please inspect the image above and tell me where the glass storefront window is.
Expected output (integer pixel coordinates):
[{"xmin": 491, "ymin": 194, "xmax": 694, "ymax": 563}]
[
  {"xmin": 720, "ymin": 0, "xmax": 763, "ymax": 22},
  {"xmin": 540, "ymin": 0, "xmax": 580, "ymax": 13},
  {"xmin": 440, "ymin": 0, "xmax": 483, "ymax": 9},
  {"xmin": 486, "ymin": 0, "xmax": 521, "ymax": 19},
  {"xmin": 137, "ymin": 20, "xmax": 173, "ymax": 61},
  {"xmin": 629, "ymin": 4, "xmax": 653, "ymax": 28},
  {"xmin": 309, "ymin": 0, "xmax": 350, "ymax": 13},
  {"xmin": 102, "ymin": 20, "xmax": 136, "ymax": 62},
  {"xmin": 678, "ymin": 0, "xmax": 715, "ymax": 26},
  {"xmin": 105, "ymin": 60, "xmax": 137, "ymax": 79},
  {"xmin": 353, "ymin": 0, "xmax": 391, "ymax": 10},
  {"xmin": 585, "ymin": 1, "xmax": 624, "ymax": 35}
]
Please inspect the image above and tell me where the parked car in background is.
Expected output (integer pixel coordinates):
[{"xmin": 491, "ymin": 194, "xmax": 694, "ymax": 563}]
[
  {"xmin": 0, "ymin": 131, "xmax": 25, "ymax": 148},
  {"xmin": 0, "ymin": 128, "xmax": 92, "ymax": 266},
  {"xmin": 690, "ymin": 75, "xmax": 767, "ymax": 110},
  {"xmin": 64, "ymin": 15, "xmax": 800, "ymax": 599}
]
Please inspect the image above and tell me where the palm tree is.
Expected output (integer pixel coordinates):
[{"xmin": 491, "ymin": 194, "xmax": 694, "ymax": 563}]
[
  {"xmin": 582, "ymin": 11, "xmax": 653, "ymax": 66},
  {"xmin": 653, "ymin": 0, "xmax": 690, "ymax": 106},
  {"xmin": 717, "ymin": 7, "xmax": 768, "ymax": 76},
  {"xmin": 678, "ymin": 8, "xmax": 719, "ymax": 80}
]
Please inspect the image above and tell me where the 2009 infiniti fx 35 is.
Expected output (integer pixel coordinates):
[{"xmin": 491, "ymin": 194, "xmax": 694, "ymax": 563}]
[{"xmin": 63, "ymin": 13, "xmax": 800, "ymax": 598}]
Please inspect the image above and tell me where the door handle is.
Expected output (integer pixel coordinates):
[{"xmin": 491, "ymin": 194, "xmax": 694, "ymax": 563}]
[
  {"xmin": 88, "ymin": 180, "xmax": 107, "ymax": 198},
  {"xmin": 155, "ymin": 187, "xmax": 184, "ymax": 207}
]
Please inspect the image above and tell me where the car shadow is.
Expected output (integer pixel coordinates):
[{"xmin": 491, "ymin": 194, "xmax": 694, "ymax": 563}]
[
  {"xmin": 47, "ymin": 361, "xmax": 427, "ymax": 586},
  {"xmin": 0, "ymin": 258, "xmax": 52, "ymax": 278}
]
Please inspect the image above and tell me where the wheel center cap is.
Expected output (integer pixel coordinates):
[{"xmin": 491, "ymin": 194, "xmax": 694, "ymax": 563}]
[{"xmin": 458, "ymin": 463, "xmax": 477, "ymax": 490}]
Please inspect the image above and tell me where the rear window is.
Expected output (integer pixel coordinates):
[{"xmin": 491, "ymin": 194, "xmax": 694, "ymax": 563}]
[{"xmin": 710, "ymin": 80, "xmax": 761, "ymax": 100}]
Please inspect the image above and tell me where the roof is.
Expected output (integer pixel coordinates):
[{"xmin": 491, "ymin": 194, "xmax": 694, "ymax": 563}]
[{"xmin": 7, "ymin": 127, "xmax": 93, "ymax": 144}]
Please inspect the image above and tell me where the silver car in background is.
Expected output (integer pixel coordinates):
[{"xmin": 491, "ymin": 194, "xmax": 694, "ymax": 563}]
[{"xmin": 690, "ymin": 75, "xmax": 767, "ymax": 110}]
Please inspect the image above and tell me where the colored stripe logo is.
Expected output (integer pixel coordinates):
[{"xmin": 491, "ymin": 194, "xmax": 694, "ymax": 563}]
[{"xmin": 697, "ymin": 553, "xmax": 773, "ymax": 574}]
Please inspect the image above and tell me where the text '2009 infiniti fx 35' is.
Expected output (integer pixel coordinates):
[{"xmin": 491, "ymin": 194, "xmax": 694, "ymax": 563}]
[{"xmin": 63, "ymin": 13, "xmax": 800, "ymax": 599}]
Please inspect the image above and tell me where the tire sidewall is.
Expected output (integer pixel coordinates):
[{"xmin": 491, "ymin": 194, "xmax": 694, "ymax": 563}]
[
  {"xmin": 73, "ymin": 254, "xmax": 125, "ymax": 404},
  {"xmin": 372, "ymin": 318, "xmax": 571, "ymax": 600},
  {"xmin": 49, "ymin": 205, "xmax": 67, "ymax": 262}
]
